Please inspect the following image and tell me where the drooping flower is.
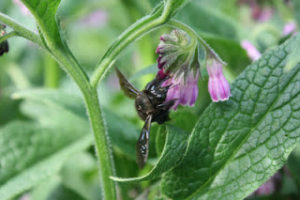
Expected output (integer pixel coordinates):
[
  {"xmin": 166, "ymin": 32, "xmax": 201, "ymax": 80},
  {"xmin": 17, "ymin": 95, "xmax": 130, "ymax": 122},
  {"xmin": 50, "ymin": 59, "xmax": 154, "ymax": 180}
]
[
  {"xmin": 0, "ymin": 24, "xmax": 9, "ymax": 56},
  {"xmin": 155, "ymin": 29, "xmax": 231, "ymax": 108},
  {"xmin": 161, "ymin": 70, "xmax": 199, "ymax": 110},
  {"xmin": 156, "ymin": 30, "xmax": 200, "ymax": 109},
  {"xmin": 207, "ymin": 59, "xmax": 231, "ymax": 102},
  {"xmin": 241, "ymin": 40, "xmax": 261, "ymax": 61}
]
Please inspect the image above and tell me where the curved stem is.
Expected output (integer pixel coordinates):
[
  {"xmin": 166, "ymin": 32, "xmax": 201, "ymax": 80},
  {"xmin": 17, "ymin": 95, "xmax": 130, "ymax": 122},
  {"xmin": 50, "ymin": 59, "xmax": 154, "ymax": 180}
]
[
  {"xmin": 39, "ymin": 44, "xmax": 117, "ymax": 200},
  {"xmin": 167, "ymin": 19, "xmax": 226, "ymax": 64},
  {"xmin": 90, "ymin": 0, "xmax": 175, "ymax": 88},
  {"xmin": 0, "ymin": 31, "xmax": 17, "ymax": 43},
  {"xmin": 0, "ymin": 12, "xmax": 44, "ymax": 48}
]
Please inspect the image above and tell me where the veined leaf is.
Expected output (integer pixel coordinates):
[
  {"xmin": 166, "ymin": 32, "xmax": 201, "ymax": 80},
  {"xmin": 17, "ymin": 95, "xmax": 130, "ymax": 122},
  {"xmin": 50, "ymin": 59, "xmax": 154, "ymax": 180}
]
[
  {"xmin": 0, "ymin": 89, "xmax": 93, "ymax": 200},
  {"xmin": 0, "ymin": 121, "xmax": 92, "ymax": 200},
  {"xmin": 110, "ymin": 109, "xmax": 196, "ymax": 183},
  {"xmin": 161, "ymin": 35, "xmax": 300, "ymax": 199},
  {"xmin": 111, "ymin": 126, "xmax": 189, "ymax": 182}
]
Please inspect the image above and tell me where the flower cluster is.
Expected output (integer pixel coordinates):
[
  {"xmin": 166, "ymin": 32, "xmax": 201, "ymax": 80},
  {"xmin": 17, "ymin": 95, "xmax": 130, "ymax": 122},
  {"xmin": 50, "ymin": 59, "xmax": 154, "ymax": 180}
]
[
  {"xmin": 155, "ymin": 29, "xmax": 231, "ymax": 109},
  {"xmin": 0, "ymin": 24, "xmax": 9, "ymax": 56}
]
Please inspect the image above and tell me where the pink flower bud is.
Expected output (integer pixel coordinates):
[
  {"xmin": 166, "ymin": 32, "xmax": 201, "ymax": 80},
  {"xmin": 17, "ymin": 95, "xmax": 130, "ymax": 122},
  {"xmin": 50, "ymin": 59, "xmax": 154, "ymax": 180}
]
[
  {"xmin": 283, "ymin": 21, "xmax": 297, "ymax": 36},
  {"xmin": 241, "ymin": 40, "xmax": 261, "ymax": 61},
  {"xmin": 207, "ymin": 60, "xmax": 231, "ymax": 102}
]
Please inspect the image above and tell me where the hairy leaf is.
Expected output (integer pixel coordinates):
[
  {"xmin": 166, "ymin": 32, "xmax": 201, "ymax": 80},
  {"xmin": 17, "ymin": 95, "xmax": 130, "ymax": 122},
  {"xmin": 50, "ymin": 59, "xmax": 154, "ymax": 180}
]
[
  {"xmin": 0, "ymin": 120, "xmax": 92, "ymax": 200},
  {"xmin": 161, "ymin": 35, "xmax": 300, "ymax": 199},
  {"xmin": 0, "ymin": 89, "xmax": 93, "ymax": 199}
]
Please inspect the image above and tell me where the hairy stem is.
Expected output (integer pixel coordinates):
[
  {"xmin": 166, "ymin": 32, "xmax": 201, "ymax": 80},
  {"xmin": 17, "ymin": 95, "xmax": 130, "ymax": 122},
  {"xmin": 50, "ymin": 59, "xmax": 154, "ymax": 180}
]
[
  {"xmin": 0, "ymin": 12, "xmax": 44, "ymax": 48},
  {"xmin": 167, "ymin": 19, "xmax": 226, "ymax": 64},
  {"xmin": 90, "ymin": 0, "xmax": 176, "ymax": 87},
  {"xmin": 44, "ymin": 54, "xmax": 60, "ymax": 88},
  {"xmin": 0, "ymin": 31, "xmax": 17, "ymax": 43},
  {"xmin": 45, "ymin": 46, "xmax": 117, "ymax": 200},
  {"xmin": 84, "ymin": 88, "xmax": 117, "ymax": 200}
]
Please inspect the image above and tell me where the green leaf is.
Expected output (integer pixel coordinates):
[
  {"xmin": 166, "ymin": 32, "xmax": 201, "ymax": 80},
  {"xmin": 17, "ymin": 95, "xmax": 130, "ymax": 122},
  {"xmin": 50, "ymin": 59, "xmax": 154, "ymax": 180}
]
[
  {"xmin": 60, "ymin": 153, "xmax": 101, "ymax": 200},
  {"xmin": 111, "ymin": 126, "xmax": 189, "ymax": 182},
  {"xmin": 46, "ymin": 184, "xmax": 86, "ymax": 200},
  {"xmin": 0, "ymin": 89, "xmax": 93, "ymax": 200},
  {"xmin": 0, "ymin": 121, "xmax": 92, "ymax": 200},
  {"xmin": 20, "ymin": 0, "xmax": 63, "ymax": 47},
  {"xmin": 285, "ymin": 34, "xmax": 300, "ymax": 71},
  {"xmin": 14, "ymin": 89, "xmax": 139, "ymax": 159},
  {"xmin": 161, "ymin": 35, "xmax": 300, "ymax": 199},
  {"xmin": 103, "ymin": 109, "xmax": 139, "ymax": 159}
]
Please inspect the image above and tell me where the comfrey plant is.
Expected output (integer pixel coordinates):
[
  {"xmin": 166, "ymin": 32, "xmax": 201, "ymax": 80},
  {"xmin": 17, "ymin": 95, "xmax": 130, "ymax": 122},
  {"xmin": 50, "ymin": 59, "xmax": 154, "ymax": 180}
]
[
  {"xmin": 1, "ymin": 0, "xmax": 300, "ymax": 200},
  {"xmin": 156, "ymin": 29, "xmax": 231, "ymax": 108}
]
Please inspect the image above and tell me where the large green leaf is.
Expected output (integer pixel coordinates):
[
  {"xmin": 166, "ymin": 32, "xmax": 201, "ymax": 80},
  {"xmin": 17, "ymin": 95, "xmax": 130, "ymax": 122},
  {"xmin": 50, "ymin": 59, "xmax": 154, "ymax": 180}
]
[
  {"xmin": 161, "ymin": 35, "xmax": 300, "ymax": 199},
  {"xmin": 0, "ymin": 89, "xmax": 92, "ymax": 199},
  {"xmin": 111, "ymin": 126, "xmax": 189, "ymax": 182},
  {"xmin": 0, "ymin": 120, "xmax": 92, "ymax": 200},
  {"xmin": 14, "ymin": 89, "xmax": 140, "ymax": 159},
  {"xmin": 110, "ymin": 109, "xmax": 196, "ymax": 182}
]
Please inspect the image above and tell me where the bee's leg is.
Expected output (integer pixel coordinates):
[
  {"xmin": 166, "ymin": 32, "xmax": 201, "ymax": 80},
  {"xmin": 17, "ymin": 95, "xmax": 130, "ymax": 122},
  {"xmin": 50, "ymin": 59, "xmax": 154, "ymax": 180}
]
[
  {"xmin": 156, "ymin": 99, "xmax": 177, "ymax": 110},
  {"xmin": 136, "ymin": 115, "xmax": 152, "ymax": 168}
]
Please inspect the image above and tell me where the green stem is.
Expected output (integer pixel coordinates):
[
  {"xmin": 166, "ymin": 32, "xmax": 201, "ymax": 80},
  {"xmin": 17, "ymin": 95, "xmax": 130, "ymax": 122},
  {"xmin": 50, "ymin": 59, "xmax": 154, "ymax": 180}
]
[
  {"xmin": 0, "ymin": 12, "xmax": 44, "ymax": 48},
  {"xmin": 84, "ymin": 88, "xmax": 117, "ymax": 200},
  {"xmin": 0, "ymin": 31, "xmax": 17, "ymax": 43},
  {"xmin": 90, "ymin": 0, "xmax": 175, "ymax": 87},
  {"xmin": 44, "ymin": 54, "xmax": 60, "ymax": 88},
  {"xmin": 46, "ymin": 46, "xmax": 117, "ymax": 200},
  {"xmin": 167, "ymin": 19, "xmax": 226, "ymax": 64}
]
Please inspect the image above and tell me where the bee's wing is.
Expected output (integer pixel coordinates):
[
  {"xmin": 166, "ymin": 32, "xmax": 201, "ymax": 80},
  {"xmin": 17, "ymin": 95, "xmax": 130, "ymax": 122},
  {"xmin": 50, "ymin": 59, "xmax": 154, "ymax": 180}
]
[
  {"xmin": 136, "ymin": 115, "xmax": 152, "ymax": 168},
  {"xmin": 115, "ymin": 68, "xmax": 140, "ymax": 99}
]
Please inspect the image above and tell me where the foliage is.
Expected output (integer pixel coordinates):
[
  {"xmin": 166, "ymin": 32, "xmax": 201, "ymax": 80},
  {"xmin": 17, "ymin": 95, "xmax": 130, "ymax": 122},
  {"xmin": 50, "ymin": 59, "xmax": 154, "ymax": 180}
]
[{"xmin": 0, "ymin": 0, "xmax": 300, "ymax": 200}]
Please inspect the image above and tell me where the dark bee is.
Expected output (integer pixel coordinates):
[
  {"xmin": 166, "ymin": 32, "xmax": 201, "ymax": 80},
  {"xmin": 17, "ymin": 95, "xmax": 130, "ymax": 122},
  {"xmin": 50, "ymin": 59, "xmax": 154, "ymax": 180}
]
[
  {"xmin": 0, "ymin": 24, "xmax": 9, "ymax": 56},
  {"xmin": 116, "ymin": 68, "xmax": 175, "ymax": 168}
]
